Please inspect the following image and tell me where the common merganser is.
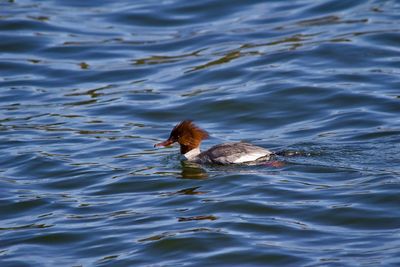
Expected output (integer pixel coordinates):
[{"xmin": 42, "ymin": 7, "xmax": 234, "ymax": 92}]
[{"xmin": 154, "ymin": 120, "xmax": 273, "ymax": 164}]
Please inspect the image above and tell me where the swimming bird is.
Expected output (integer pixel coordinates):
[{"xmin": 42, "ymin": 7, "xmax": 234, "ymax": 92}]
[{"xmin": 154, "ymin": 120, "xmax": 273, "ymax": 164}]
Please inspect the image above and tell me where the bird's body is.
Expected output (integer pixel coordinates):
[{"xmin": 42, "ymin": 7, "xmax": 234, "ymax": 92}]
[{"xmin": 155, "ymin": 120, "xmax": 273, "ymax": 165}]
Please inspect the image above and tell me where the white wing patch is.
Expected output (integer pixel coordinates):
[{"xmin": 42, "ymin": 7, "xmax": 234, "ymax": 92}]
[{"xmin": 232, "ymin": 152, "xmax": 269, "ymax": 163}]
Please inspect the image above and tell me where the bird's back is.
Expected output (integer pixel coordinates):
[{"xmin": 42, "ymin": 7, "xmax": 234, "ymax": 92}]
[{"xmin": 197, "ymin": 142, "xmax": 273, "ymax": 164}]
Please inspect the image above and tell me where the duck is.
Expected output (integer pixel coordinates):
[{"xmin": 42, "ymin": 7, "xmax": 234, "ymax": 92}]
[{"xmin": 154, "ymin": 120, "xmax": 273, "ymax": 164}]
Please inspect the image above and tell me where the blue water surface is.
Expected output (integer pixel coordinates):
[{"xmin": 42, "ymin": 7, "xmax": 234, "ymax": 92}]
[{"xmin": 1, "ymin": 0, "xmax": 400, "ymax": 266}]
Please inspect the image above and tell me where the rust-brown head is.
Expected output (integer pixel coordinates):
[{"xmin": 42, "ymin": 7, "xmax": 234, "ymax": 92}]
[{"xmin": 154, "ymin": 120, "xmax": 209, "ymax": 154}]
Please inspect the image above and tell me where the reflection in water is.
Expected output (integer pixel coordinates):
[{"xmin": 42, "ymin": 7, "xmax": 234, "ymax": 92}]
[
  {"xmin": 180, "ymin": 161, "xmax": 208, "ymax": 179},
  {"xmin": 134, "ymin": 49, "xmax": 204, "ymax": 65},
  {"xmin": 79, "ymin": 62, "xmax": 89, "ymax": 69},
  {"xmin": 138, "ymin": 227, "xmax": 215, "ymax": 242},
  {"xmin": 0, "ymin": 223, "xmax": 53, "ymax": 230},
  {"xmin": 1, "ymin": 0, "xmax": 400, "ymax": 265},
  {"xmin": 178, "ymin": 215, "xmax": 218, "ymax": 222},
  {"xmin": 159, "ymin": 186, "xmax": 207, "ymax": 197}
]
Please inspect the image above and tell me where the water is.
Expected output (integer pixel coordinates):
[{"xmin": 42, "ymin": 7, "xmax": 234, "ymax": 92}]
[{"xmin": 1, "ymin": 0, "xmax": 400, "ymax": 266}]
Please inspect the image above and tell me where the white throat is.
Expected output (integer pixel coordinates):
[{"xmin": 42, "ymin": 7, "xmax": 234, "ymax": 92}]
[{"xmin": 183, "ymin": 147, "xmax": 201, "ymax": 161}]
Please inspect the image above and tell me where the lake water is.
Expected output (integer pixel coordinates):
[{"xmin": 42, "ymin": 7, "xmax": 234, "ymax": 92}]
[{"xmin": 1, "ymin": 0, "xmax": 400, "ymax": 266}]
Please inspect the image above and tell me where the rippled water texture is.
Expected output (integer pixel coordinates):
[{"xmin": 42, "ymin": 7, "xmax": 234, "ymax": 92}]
[{"xmin": 1, "ymin": 0, "xmax": 400, "ymax": 266}]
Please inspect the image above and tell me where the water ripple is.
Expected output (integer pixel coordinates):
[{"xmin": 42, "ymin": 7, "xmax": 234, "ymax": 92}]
[{"xmin": 1, "ymin": 0, "xmax": 400, "ymax": 266}]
